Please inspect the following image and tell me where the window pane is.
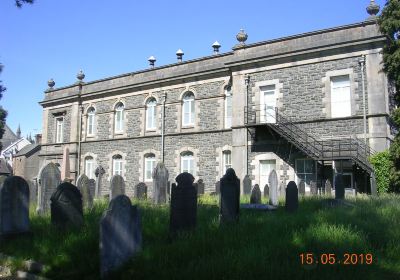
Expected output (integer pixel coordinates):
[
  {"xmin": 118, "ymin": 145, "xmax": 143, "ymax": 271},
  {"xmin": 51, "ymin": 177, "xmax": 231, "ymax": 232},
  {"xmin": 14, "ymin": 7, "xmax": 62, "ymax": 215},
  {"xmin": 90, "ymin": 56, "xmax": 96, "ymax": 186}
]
[
  {"xmin": 190, "ymin": 100, "xmax": 195, "ymax": 124},
  {"xmin": 331, "ymin": 75, "xmax": 351, "ymax": 118}
]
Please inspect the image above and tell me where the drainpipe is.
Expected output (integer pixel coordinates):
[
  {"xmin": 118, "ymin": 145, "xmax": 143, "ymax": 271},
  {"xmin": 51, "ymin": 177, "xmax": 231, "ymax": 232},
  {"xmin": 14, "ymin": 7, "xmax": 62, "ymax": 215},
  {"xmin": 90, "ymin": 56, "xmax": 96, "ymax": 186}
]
[
  {"xmin": 245, "ymin": 75, "xmax": 250, "ymax": 175},
  {"xmin": 161, "ymin": 93, "xmax": 167, "ymax": 162},
  {"xmin": 77, "ymin": 84, "xmax": 83, "ymax": 176},
  {"xmin": 359, "ymin": 55, "xmax": 367, "ymax": 144}
]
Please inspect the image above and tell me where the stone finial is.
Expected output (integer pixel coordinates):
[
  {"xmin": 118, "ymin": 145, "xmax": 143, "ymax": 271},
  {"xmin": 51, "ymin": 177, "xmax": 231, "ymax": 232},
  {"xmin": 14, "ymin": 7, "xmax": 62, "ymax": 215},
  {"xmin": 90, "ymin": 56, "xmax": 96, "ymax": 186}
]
[
  {"xmin": 234, "ymin": 29, "xmax": 248, "ymax": 49},
  {"xmin": 77, "ymin": 70, "xmax": 85, "ymax": 82},
  {"xmin": 176, "ymin": 49, "xmax": 184, "ymax": 62},
  {"xmin": 366, "ymin": 0, "xmax": 380, "ymax": 19},
  {"xmin": 212, "ymin": 41, "xmax": 221, "ymax": 54},
  {"xmin": 47, "ymin": 78, "xmax": 55, "ymax": 89},
  {"xmin": 148, "ymin": 56, "xmax": 156, "ymax": 68}
]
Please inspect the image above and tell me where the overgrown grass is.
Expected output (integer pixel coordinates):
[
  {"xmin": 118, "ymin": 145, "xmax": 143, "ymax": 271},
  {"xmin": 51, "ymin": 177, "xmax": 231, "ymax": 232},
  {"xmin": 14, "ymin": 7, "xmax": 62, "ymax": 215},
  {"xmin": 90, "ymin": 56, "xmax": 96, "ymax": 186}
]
[{"xmin": 1, "ymin": 195, "xmax": 400, "ymax": 279}]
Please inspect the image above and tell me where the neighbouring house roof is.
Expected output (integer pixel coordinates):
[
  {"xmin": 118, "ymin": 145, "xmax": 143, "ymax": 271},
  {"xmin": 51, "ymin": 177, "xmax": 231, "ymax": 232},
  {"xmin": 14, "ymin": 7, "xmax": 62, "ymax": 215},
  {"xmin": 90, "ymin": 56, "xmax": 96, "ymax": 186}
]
[
  {"xmin": 1, "ymin": 138, "xmax": 31, "ymax": 156},
  {"xmin": 0, "ymin": 124, "xmax": 19, "ymax": 151},
  {"xmin": 0, "ymin": 158, "xmax": 12, "ymax": 175},
  {"xmin": 14, "ymin": 143, "xmax": 40, "ymax": 157}
]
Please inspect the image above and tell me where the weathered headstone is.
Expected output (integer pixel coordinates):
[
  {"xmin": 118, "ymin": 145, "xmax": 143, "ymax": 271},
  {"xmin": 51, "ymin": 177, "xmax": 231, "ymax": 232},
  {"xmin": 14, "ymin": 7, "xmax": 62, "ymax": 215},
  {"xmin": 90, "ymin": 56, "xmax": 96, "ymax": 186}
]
[
  {"xmin": 335, "ymin": 174, "xmax": 344, "ymax": 199},
  {"xmin": 370, "ymin": 173, "xmax": 377, "ymax": 197},
  {"xmin": 243, "ymin": 175, "xmax": 251, "ymax": 195},
  {"xmin": 152, "ymin": 162, "xmax": 169, "ymax": 204},
  {"xmin": 263, "ymin": 184, "xmax": 269, "ymax": 198},
  {"xmin": 76, "ymin": 174, "xmax": 93, "ymax": 209},
  {"xmin": 310, "ymin": 181, "xmax": 317, "ymax": 196},
  {"xmin": 0, "ymin": 175, "xmax": 7, "ymax": 186},
  {"xmin": 196, "ymin": 179, "xmax": 205, "ymax": 195},
  {"xmin": 0, "ymin": 176, "xmax": 30, "ymax": 237},
  {"xmin": 215, "ymin": 181, "xmax": 220, "ymax": 194},
  {"xmin": 268, "ymin": 170, "xmax": 279, "ymax": 206},
  {"xmin": 325, "ymin": 179, "xmax": 332, "ymax": 196},
  {"xmin": 50, "ymin": 182, "xmax": 83, "ymax": 229},
  {"xmin": 250, "ymin": 184, "xmax": 261, "ymax": 204},
  {"xmin": 285, "ymin": 181, "xmax": 298, "ymax": 212},
  {"xmin": 95, "ymin": 165, "xmax": 105, "ymax": 198},
  {"xmin": 29, "ymin": 179, "xmax": 38, "ymax": 205},
  {"xmin": 134, "ymin": 182, "xmax": 147, "ymax": 200},
  {"xmin": 110, "ymin": 175, "xmax": 125, "ymax": 201},
  {"xmin": 37, "ymin": 162, "xmax": 61, "ymax": 214},
  {"xmin": 219, "ymin": 168, "xmax": 240, "ymax": 224},
  {"xmin": 298, "ymin": 180, "xmax": 305, "ymax": 196},
  {"xmin": 170, "ymin": 173, "xmax": 197, "ymax": 236},
  {"xmin": 279, "ymin": 181, "xmax": 286, "ymax": 199},
  {"xmin": 61, "ymin": 146, "xmax": 71, "ymax": 182},
  {"xmin": 100, "ymin": 195, "xmax": 142, "ymax": 278},
  {"xmin": 88, "ymin": 179, "xmax": 96, "ymax": 199}
]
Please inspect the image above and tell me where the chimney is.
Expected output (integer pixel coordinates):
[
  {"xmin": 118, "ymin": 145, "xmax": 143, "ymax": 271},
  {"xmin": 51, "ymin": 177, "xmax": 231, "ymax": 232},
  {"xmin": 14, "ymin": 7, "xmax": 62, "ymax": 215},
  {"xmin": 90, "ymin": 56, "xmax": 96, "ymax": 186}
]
[{"xmin": 35, "ymin": 134, "xmax": 42, "ymax": 144}]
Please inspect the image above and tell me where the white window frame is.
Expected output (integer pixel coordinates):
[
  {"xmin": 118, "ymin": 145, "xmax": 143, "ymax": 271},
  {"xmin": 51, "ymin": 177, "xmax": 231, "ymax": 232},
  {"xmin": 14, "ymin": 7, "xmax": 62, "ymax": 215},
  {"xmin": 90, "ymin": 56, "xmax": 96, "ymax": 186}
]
[
  {"xmin": 146, "ymin": 99, "xmax": 157, "ymax": 130},
  {"xmin": 182, "ymin": 93, "xmax": 195, "ymax": 127},
  {"xmin": 55, "ymin": 117, "xmax": 64, "ymax": 143},
  {"xmin": 114, "ymin": 103, "xmax": 124, "ymax": 133},
  {"xmin": 112, "ymin": 155, "xmax": 123, "ymax": 176},
  {"xmin": 144, "ymin": 154, "xmax": 156, "ymax": 182},
  {"xmin": 295, "ymin": 159, "xmax": 315, "ymax": 187},
  {"xmin": 87, "ymin": 107, "xmax": 96, "ymax": 136},
  {"xmin": 225, "ymin": 87, "xmax": 232, "ymax": 129},
  {"xmin": 85, "ymin": 156, "xmax": 95, "ymax": 179},
  {"xmin": 222, "ymin": 150, "xmax": 232, "ymax": 173},
  {"xmin": 330, "ymin": 75, "xmax": 351, "ymax": 118},
  {"xmin": 181, "ymin": 152, "xmax": 195, "ymax": 175}
]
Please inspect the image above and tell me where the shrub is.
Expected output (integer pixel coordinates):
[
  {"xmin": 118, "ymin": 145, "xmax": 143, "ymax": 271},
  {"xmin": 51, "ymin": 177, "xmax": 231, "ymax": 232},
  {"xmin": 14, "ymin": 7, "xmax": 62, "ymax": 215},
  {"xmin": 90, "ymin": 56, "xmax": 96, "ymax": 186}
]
[{"xmin": 370, "ymin": 150, "xmax": 392, "ymax": 194}]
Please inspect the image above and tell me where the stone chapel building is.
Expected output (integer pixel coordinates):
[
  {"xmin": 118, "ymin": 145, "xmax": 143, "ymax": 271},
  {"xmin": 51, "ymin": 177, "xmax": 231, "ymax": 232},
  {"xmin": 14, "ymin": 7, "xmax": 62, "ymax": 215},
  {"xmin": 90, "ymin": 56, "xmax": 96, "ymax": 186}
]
[{"xmin": 38, "ymin": 2, "xmax": 393, "ymax": 196}]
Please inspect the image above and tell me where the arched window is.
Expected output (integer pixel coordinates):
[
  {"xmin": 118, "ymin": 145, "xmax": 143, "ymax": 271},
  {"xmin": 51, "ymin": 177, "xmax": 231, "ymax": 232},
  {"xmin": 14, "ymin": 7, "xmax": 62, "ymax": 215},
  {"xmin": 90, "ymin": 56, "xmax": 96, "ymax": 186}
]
[
  {"xmin": 85, "ymin": 156, "xmax": 95, "ymax": 179},
  {"xmin": 87, "ymin": 107, "xmax": 96, "ymax": 136},
  {"xmin": 182, "ymin": 92, "xmax": 195, "ymax": 126},
  {"xmin": 144, "ymin": 153, "xmax": 156, "ymax": 181},
  {"xmin": 225, "ymin": 86, "xmax": 232, "ymax": 128},
  {"xmin": 222, "ymin": 150, "xmax": 232, "ymax": 173},
  {"xmin": 146, "ymin": 98, "xmax": 157, "ymax": 130},
  {"xmin": 112, "ymin": 154, "xmax": 123, "ymax": 176},
  {"xmin": 181, "ymin": 151, "xmax": 195, "ymax": 175},
  {"xmin": 114, "ymin": 103, "xmax": 124, "ymax": 133}
]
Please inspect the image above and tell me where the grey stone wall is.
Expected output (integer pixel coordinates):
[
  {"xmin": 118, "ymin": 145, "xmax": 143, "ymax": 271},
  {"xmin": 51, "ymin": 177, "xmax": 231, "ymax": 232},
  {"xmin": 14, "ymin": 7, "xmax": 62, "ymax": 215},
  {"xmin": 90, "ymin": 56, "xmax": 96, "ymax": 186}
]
[{"xmin": 47, "ymin": 107, "xmax": 72, "ymax": 143}]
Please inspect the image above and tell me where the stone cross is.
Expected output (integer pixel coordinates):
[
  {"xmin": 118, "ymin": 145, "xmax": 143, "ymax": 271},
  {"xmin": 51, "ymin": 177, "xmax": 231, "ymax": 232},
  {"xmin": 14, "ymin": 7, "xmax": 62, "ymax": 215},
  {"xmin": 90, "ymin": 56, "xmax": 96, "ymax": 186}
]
[
  {"xmin": 268, "ymin": 170, "xmax": 279, "ymax": 206},
  {"xmin": 110, "ymin": 175, "xmax": 125, "ymax": 201},
  {"xmin": 285, "ymin": 181, "xmax": 298, "ymax": 212},
  {"xmin": 310, "ymin": 181, "xmax": 318, "ymax": 196},
  {"xmin": 95, "ymin": 165, "xmax": 105, "ymax": 198},
  {"xmin": 325, "ymin": 179, "xmax": 332, "ymax": 196},
  {"xmin": 250, "ymin": 184, "xmax": 261, "ymax": 204},
  {"xmin": 243, "ymin": 175, "xmax": 251, "ymax": 195},
  {"xmin": 0, "ymin": 176, "xmax": 30, "ymax": 237},
  {"xmin": 76, "ymin": 174, "xmax": 93, "ymax": 209},
  {"xmin": 169, "ymin": 173, "xmax": 197, "ymax": 236},
  {"xmin": 37, "ymin": 162, "xmax": 61, "ymax": 214},
  {"xmin": 334, "ymin": 174, "xmax": 344, "ymax": 199},
  {"xmin": 196, "ymin": 179, "xmax": 205, "ymax": 195},
  {"xmin": 134, "ymin": 182, "xmax": 147, "ymax": 200},
  {"xmin": 50, "ymin": 182, "xmax": 83, "ymax": 229},
  {"xmin": 263, "ymin": 184, "xmax": 269, "ymax": 198},
  {"xmin": 298, "ymin": 180, "xmax": 305, "ymax": 196},
  {"xmin": 219, "ymin": 168, "xmax": 240, "ymax": 224},
  {"xmin": 100, "ymin": 195, "xmax": 142, "ymax": 278},
  {"xmin": 152, "ymin": 162, "xmax": 169, "ymax": 204}
]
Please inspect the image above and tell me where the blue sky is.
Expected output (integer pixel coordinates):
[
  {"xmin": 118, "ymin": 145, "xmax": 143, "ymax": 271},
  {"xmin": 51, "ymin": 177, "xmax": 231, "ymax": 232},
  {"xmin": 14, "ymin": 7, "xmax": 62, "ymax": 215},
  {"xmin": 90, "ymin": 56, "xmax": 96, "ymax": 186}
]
[{"xmin": 0, "ymin": 0, "xmax": 386, "ymax": 138}]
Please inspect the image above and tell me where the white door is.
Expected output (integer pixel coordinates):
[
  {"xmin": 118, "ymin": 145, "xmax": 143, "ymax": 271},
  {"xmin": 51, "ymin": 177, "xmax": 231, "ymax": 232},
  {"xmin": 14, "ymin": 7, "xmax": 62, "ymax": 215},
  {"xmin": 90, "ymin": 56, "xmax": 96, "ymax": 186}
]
[
  {"xmin": 260, "ymin": 85, "xmax": 276, "ymax": 123},
  {"xmin": 260, "ymin": 160, "xmax": 276, "ymax": 193}
]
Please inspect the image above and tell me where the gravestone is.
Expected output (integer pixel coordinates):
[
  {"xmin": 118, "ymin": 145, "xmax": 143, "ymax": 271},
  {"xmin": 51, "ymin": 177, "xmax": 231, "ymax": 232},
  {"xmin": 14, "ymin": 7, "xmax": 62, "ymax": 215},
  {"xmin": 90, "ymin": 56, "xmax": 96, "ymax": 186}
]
[
  {"xmin": 285, "ymin": 181, "xmax": 298, "ymax": 212},
  {"xmin": 215, "ymin": 181, "xmax": 220, "ymax": 194},
  {"xmin": 50, "ymin": 182, "xmax": 83, "ymax": 229},
  {"xmin": 110, "ymin": 175, "xmax": 125, "ymax": 201},
  {"xmin": 279, "ymin": 181, "xmax": 286, "ymax": 199},
  {"xmin": 61, "ymin": 146, "xmax": 71, "ymax": 182},
  {"xmin": 250, "ymin": 184, "xmax": 261, "ymax": 204},
  {"xmin": 325, "ymin": 179, "xmax": 332, "ymax": 196},
  {"xmin": 95, "ymin": 165, "xmax": 105, "ymax": 198},
  {"xmin": 0, "ymin": 176, "xmax": 30, "ymax": 237},
  {"xmin": 0, "ymin": 175, "xmax": 7, "ymax": 186},
  {"xmin": 219, "ymin": 168, "xmax": 240, "ymax": 224},
  {"xmin": 29, "ymin": 179, "xmax": 37, "ymax": 205},
  {"xmin": 88, "ymin": 179, "xmax": 96, "ymax": 199},
  {"xmin": 134, "ymin": 182, "xmax": 147, "ymax": 200},
  {"xmin": 76, "ymin": 174, "xmax": 93, "ymax": 209},
  {"xmin": 263, "ymin": 184, "xmax": 269, "ymax": 198},
  {"xmin": 196, "ymin": 179, "xmax": 205, "ymax": 195},
  {"xmin": 268, "ymin": 170, "xmax": 279, "ymax": 206},
  {"xmin": 37, "ymin": 162, "xmax": 61, "ymax": 214},
  {"xmin": 335, "ymin": 174, "xmax": 344, "ymax": 199},
  {"xmin": 100, "ymin": 195, "xmax": 142, "ymax": 278},
  {"xmin": 298, "ymin": 180, "xmax": 305, "ymax": 196},
  {"xmin": 243, "ymin": 175, "xmax": 251, "ymax": 195},
  {"xmin": 167, "ymin": 181, "xmax": 171, "ymax": 197},
  {"xmin": 310, "ymin": 181, "xmax": 317, "ymax": 196},
  {"xmin": 170, "ymin": 173, "xmax": 197, "ymax": 236},
  {"xmin": 152, "ymin": 162, "xmax": 169, "ymax": 204}
]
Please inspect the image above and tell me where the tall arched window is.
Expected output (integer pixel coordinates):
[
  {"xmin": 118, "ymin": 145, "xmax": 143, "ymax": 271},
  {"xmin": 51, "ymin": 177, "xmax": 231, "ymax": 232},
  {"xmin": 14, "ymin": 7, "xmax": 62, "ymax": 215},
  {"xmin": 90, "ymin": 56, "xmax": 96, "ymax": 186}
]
[
  {"xmin": 144, "ymin": 153, "xmax": 156, "ymax": 181},
  {"xmin": 87, "ymin": 107, "xmax": 96, "ymax": 136},
  {"xmin": 225, "ymin": 87, "xmax": 232, "ymax": 128},
  {"xmin": 182, "ymin": 92, "xmax": 195, "ymax": 126},
  {"xmin": 222, "ymin": 150, "xmax": 232, "ymax": 173},
  {"xmin": 112, "ymin": 154, "xmax": 123, "ymax": 176},
  {"xmin": 146, "ymin": 98, "xmax": 157, "ymax": 130},
  {"xmin": 85, "ymin": 156, "xmax": 95, "ymax": 179},
  {"xmin": 114, "ymin": 103, "xmax": 124, "ymax": 133},
  {"xmin": 181, "ymin": 151, "xmax": 195, "ymax": 175}
]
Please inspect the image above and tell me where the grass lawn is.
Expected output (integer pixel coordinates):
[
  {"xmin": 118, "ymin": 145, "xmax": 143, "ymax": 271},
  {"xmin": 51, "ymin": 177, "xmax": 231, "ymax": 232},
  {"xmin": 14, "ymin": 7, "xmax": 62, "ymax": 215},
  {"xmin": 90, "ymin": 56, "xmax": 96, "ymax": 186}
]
[{"xmin": 0, "ymin": 195, "xmax": 399, "ymax": 280}]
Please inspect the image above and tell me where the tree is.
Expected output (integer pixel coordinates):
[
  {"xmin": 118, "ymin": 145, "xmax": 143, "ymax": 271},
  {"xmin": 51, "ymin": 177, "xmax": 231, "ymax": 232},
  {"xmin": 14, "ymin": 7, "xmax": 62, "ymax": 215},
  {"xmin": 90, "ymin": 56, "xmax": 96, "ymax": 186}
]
[
  {"xmin": 378, "ymin": 0, "xmax": 400, "ymax": 192},
  {"xmin": 15, "ymin": 0, "xmax": 33, "ymax": 8}
]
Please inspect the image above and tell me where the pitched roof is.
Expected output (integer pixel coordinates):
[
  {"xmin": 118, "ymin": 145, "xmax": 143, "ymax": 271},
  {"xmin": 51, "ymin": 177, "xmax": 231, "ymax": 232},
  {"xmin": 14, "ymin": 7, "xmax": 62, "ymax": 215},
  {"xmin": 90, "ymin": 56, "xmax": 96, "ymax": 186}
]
[
  {"xmin": 14, "ymin": 143, "xmax": 40, "ymax": 157},
  {"xmin": 1, "ymin": 124, "xmax": 18, "ymax": 151}
]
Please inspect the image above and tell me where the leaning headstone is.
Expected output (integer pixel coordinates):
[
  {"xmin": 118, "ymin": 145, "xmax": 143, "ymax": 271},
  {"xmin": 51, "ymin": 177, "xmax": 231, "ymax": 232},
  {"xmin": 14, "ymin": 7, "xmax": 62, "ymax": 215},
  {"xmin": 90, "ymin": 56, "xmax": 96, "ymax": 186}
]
[
  {"xmin": 50, "ymin": 182, "xmax": 83, "ymax": 229},
  {"xmin": 95, "ymin": 165, "xmax": 105, "ymax": 198},
  {"xmin": 279, "ymin": 181, "xmax": 286, "ymax": 199},
  {"xmin": 285, "ymin": 181, "xmax": 298, "ymax": 212},
  {"xmin": 76, "ymin": 174, "xmax": 93, "ymax": 209},
  {"xmin": 263, "ymin": 184, "xmax": 269, "ymax": 198},
  {"xmin": 134, "ymin": 182, "xmax": 147, "ymax": 200},
  {"xmin": 243, "ymin": 175, "xmax": 251, "ymax": 195},
  {"xmin": 268, "ymin": 170, "xmax": 279, "ymax": 206},
  {"xmin": 100, "ymin": 195, "xmax": 141, "ymax": 278},
  {"xmin": 196, "ymin": 179, "xmax": 205, "ymax": 195},
  {"xmin": 219, "ymin": 168, "xmax": 240, "ymax": 224},
  {"xmin": 0, "ymin": 176, "xmax": 30, "ymax": 237},
  {"xmin": 110, "ymin": 175, "xmax": 125, "ymax": 201},
  {"xmin": 298, "ymin": 180, "xmax": 305, "ymax": 196},
  {"xmin": 37, "ymin": 162, "xmax": 61, "ymax": 214},
  {"xmin": 215, "ymin": 181, "xmax": 220, "ymax": 194},
  {"xmin": 310, "ymin": 181, "xmax": 317, "ymax": 196},
  {"xmin": 170, "ymin": 173, "xmax": 197, "ymax": 236},
  {"xmin": 325, "ymin": 179, "xmax": 332, "ymax": 196},
  {"xmin": 250, "ymin": 184, "xmax": 261, "ymax": 204},
  {"xmin": 335, "ymin": 174, "xmax": 345, "ymax": 200},
  {"xmin": 152, "ymin": 162, "xmax": 169, "ymax": 204}
]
